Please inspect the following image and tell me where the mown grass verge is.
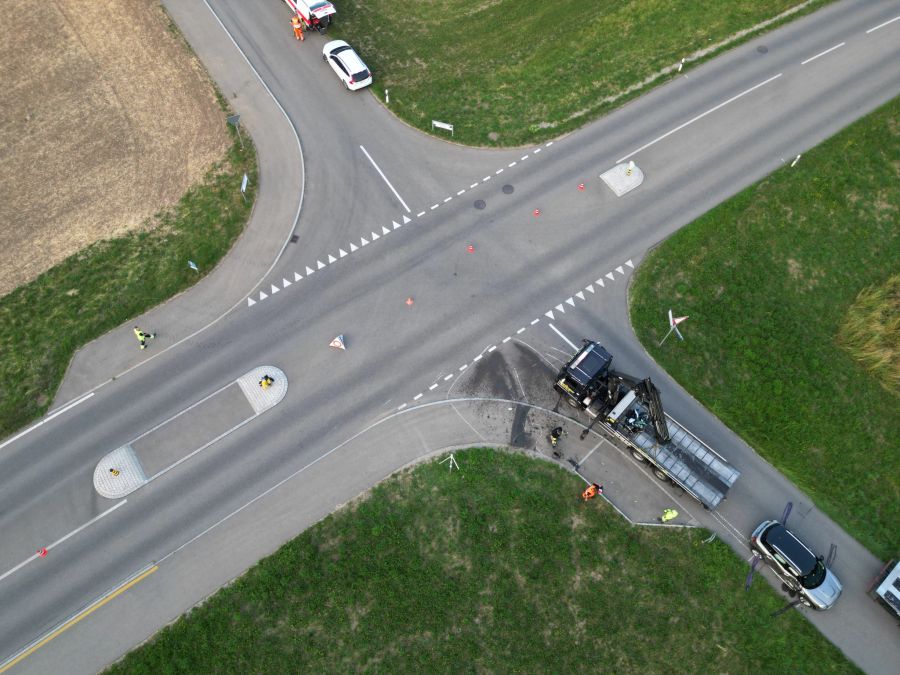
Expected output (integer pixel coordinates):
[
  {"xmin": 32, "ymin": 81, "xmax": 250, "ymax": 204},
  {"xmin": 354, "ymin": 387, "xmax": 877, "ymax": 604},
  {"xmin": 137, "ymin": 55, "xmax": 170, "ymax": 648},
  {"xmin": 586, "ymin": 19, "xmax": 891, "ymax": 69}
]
[
  {"xmin": 106, "ymin": 449, "xmax": 855, "ymax": 673},
  {"xmin": 331, "ymin": 0, "xmax": 831, "ymax": 146},
  {"xmin": 629, "ymin": 98, "xmax": 899, "ymax": 558},
  {"xmin": 0, "ymin": 125, "xmax": 256, "ymax": 439}
]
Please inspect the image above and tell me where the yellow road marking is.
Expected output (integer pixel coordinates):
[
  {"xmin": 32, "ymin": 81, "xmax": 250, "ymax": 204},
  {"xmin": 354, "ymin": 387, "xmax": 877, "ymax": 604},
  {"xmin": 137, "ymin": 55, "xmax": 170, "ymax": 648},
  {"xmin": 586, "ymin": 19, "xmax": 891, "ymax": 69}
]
[{"xmin": 0, "ymin": 565, "xmax": 157, "ymax": 673}]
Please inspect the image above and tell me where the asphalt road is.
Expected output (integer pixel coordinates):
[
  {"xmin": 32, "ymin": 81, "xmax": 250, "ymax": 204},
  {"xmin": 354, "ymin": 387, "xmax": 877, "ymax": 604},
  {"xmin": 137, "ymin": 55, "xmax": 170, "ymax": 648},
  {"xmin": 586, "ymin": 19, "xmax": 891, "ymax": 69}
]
[{"xmin": 1, "ymin": 0, "xmax": 899, "ymax": 672}]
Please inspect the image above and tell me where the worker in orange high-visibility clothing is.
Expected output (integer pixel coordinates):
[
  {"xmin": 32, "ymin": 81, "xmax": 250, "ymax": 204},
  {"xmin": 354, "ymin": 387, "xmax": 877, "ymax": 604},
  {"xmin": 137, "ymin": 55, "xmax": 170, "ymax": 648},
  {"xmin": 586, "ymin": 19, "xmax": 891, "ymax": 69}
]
[
  {"xmin": 291, "ymin": 15, "xmax": 304, "ymax": 41},
  {"xmin": 582, "ymin": 483, "xmax": 602, "ymax": 501}
]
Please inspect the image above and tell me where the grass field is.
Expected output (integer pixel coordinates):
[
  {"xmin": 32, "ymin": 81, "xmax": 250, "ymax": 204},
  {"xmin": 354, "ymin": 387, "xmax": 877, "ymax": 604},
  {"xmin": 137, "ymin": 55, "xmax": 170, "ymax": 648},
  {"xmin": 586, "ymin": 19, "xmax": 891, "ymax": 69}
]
[
  {"xmin": 331, "ymin": 0, "xmax": 829, "ymax": 146},
  {"xmin": 629, "ymin": 98, "xmax": 899, "ymax": 559},
  {"xmin": 106, "ymin": 449, "xmax": 855, "ymax": 673},
  {"xmin": 0, "ymin": 125, "xmax": 256, "ymax": 439}
]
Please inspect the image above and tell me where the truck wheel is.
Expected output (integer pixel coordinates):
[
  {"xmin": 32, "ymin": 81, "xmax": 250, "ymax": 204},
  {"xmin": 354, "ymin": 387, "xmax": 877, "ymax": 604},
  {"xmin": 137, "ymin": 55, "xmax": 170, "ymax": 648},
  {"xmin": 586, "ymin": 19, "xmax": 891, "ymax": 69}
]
[
  {"xmin": 630, "ymin": 449, "xmax": 646, "ymax": 462},
  {"xmin": 565, "ymin": 397, "xmax": 580, "ymax": 409},
  {"xmin": 653, "ymin": 468, "xmax": 669, "ymax": 482}
]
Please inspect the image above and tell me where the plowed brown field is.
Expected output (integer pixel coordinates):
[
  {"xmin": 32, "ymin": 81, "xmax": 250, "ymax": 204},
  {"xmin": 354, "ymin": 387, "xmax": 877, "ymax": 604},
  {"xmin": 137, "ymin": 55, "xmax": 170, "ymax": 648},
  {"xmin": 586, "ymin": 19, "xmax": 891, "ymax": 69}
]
[{"xmin": 0, "ymin": 0, "xmax": 229, "ymax": 296}]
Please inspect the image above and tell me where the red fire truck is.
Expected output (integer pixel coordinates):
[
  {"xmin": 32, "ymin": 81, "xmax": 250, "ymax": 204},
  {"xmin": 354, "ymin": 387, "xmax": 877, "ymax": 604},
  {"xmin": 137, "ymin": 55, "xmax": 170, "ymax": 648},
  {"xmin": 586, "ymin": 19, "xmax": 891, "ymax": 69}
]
[{"xmin": 283, "ymin": 0, "xmax": 335, "ymax": 34}]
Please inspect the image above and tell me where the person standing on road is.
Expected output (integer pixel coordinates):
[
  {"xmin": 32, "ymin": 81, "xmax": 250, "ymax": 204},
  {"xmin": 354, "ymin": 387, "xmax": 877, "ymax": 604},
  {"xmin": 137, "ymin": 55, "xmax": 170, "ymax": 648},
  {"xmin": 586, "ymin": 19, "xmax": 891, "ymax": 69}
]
[
  {"xmin": 660, "ymin": 508, "xmax": 679, "ymax": 523},
  {"xmin": 133, "ymin": 326, "xmax": 156, "ymax": 350},
  {"xmin": 291, "ymin": 15, "xmax": 304, "ymax": 41},
  {"xmin": 549, "ymin": 426, "xmax": 565, "ymax": 448}
]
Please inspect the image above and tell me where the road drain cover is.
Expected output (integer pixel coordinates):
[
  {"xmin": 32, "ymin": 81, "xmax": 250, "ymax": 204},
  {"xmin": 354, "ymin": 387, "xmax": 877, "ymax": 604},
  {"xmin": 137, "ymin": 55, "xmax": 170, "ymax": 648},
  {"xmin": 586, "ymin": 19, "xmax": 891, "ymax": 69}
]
[
  {"xmin": 474, "ymin": 199, "xmax": 486, "ymax": 210},
  {"xmin": 757, "ymin": 45, "xmax": 768, "ymax": 53},
  {"xmin": 502, "ymin": 184, "xmax": 514, "ymax": 194}
]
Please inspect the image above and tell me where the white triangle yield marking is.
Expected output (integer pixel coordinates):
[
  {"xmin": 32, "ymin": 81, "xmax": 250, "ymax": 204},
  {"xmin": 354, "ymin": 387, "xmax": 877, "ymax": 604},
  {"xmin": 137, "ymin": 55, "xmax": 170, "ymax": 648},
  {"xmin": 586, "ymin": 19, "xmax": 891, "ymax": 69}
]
[
  {"xmin": 371, "ymin": 231, "xmax": 380, "ymax": 240},
  {"xmin": 545, "ymin": 310, "xmax": 555, "ymax": 320},
  {"xmin": 605, "ymin": 272, "xmax": 615, "ymax": 281},
  {"xmin": 616, "ymin": 265, "xmax": 624, "ymax": 275},
  {"xmin": 247, "ymin": 297, "xmax": 256, "ymax": 307},
  {"xmin": 317, "ymin": 260, "xmax": 326, "ymax": 270},
  {"xmin": 575, "ymin": 291, "xmax": 585, "ymax": 301},
  {"xmin": 328, "ymin": 254, "xmax": 337, "ymax": 264},
  {"xmin": 565, "ymin": 297, "xmax": 575, "ymax": 307},
  {"xmin": 271, "ymin": 284, "xmax": 280, "ymax": 294},
  {"xmin": 555, "ymin": 304, "xmax": 565, "ymax": 313},
  {"xmin": 392, "ymin": 220, "xmax": 401, "ymax": 230},
  {"xmin": 361, "ymin": 237, "xmax": 369, "ymax": 246},
  {"xmin": 259, "ymin": 291, "xmax": 268, "ymax": 300},
  {"xmin": 339, "ymin": 248, "xmax": 348, "ymax": 258},
  {"xmin": 294, "ymin": 271, "xmax": 302, "ymax": 282},
  {"xmin": 402, "ymin": 215, "xmax": 411, "ymax": 224},
  {"xmin": 350, "ymin": 243, "xmax": 359, "ymax": 253},
  {"xmin": 306, "ymin": 266, "xmax": 315, "ymax": 276},
  {"xmin": 282, "ymin": 278, "xmax": 292, "ymax": 288},
  {"xmin": 586, "ymin": 284, "xmax": 595, "ymax": 294},
  {"xmin": 625, "ymin": 259, "xmax": 634, "ymax": 268},
  {"xmin": 382, "ymin": 225, "xmax": 391, "ymax": 235}
]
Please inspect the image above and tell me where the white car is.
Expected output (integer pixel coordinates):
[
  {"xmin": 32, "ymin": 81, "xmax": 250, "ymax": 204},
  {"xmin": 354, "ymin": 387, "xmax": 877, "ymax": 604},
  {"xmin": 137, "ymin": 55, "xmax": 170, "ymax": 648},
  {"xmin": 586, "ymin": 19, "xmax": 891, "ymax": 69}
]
[{"xmin": 322, "ymin": 40, "xmax": 372, "ymax": 91}]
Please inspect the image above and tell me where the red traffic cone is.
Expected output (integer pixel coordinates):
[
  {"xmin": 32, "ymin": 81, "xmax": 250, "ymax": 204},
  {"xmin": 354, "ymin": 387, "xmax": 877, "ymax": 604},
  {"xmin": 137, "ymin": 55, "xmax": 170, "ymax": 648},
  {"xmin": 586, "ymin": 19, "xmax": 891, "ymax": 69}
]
[
  {"xmin": 37, "ymin": 548, "xmax": 48, "ymax": 558},
  {"xmin": 466, "ymin": 244, "xmax": 475, "ymax": 253},
  {"xmin": 405, "ymin": 297, "xmax": 414, "ymax": 306},
  {"xmin": 533, "ymin": 209, "xmax": 541, "ymax": 217}
]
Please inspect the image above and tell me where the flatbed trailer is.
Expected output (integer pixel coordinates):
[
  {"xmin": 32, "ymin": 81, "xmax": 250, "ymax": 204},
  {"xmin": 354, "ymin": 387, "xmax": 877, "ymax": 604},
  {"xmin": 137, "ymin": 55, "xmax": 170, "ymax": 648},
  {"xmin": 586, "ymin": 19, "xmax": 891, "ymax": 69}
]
[{"xmin": 555, "ymin": 341, "xmax": 740, "ymax": 510}]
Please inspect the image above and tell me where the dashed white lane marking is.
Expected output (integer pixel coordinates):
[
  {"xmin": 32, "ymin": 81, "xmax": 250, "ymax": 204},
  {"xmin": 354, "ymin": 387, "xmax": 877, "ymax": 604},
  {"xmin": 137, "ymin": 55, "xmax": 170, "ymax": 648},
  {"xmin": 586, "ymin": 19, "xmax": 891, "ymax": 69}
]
[
  {"xmin": 502, "ymin": 336, "xmax": 511, "ymax": 343},
  {"xmin": 470, "ymin": 182, "xmax": 479, "ymax": 188},
  {"xmin": 473, "ymin": 354, "xmax": 483, "ymax": 362},
  {"xmin": 429, "ymin": 383, "xmax": 439, "ymax": 390},
  {"xmin": 430, "ymin": 204, "xmax": 439, "ymax": 210},
  {"xmin": 413, "ymin": 393, "xmax": 423, "ymax": 401},
  {"xmin": 482, "ymin": 176, "xmax": 492, "ymax": 181},
  {"xmin": 457, "ymin": 189, "xmax": 466, "ymax": 195},
  {"xmin": 359, "ymin": 145, "xmax": 411, "ymax": 212},
  {"xmin": 530, "ymin": 318, "xmax": 540, "ymax": 325},
  {"xmin": 533, "ymin": 147, "xmax": 542, "ymax": 153},
  {"xmin": 487, "ymin": 345, "xmax": 497, "ymax": 353},
  {"xmin": 417, "ymin": 211, "xmax": 426, "ymax": 218},
  {"xmin": 545, "ymin": 141, "xmax": 553, "ymax": 146},
  {"xmin": 508, "ymin": 161, "xmax": 517, "ymax": 168},
  {"xmin": 495, "ymin": 168, "xmax": 504, "ymax": 174},
  {"xmin": 520, "ymin": 155, "xmax": 529, "ymax": 161},
  {"xmin": 443, "ymin": 197, "xmax": 452, "ymax": 203},
  {"xmin": 801, "ymin": 42, "xmax": 845, "ymax": 65},
  {"xmin": 867, "ymin": 15, "xmax": 899, "ymax": 33},
  {"xmin": 397, "ymin": 403, "xmax": 407, "ymax": 410},
  {"xmin": 459, "ymin": 364, "xmax": 468, "ymax": 372},
  {"xmin": 516, "ymin": 327, "xmax": 526, "ymax": 334},
  {"xmin": 443, "ymin": 374, "xmax": 453, "ymax": 381},
  {"xmin": 616, "ymin": 73, "xmax": 782, "ymax": 163},
  {"xmin": 549, "ymin": 323, "xmax": 578, "ymax": 350}
]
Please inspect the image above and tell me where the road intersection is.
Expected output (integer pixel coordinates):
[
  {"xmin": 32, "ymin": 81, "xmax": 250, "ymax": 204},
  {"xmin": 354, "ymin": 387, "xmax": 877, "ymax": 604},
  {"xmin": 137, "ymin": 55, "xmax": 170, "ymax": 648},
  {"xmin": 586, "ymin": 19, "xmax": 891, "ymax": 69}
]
[{"xmin": 1, "ymin": 0, "xmax": 898, "ymax": 672}]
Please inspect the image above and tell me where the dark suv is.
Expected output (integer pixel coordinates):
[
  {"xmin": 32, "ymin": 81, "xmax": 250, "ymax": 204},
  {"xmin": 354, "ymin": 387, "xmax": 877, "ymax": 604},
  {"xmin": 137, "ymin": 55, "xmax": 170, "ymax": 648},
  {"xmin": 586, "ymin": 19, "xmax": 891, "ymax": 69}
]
[{"xmin": 750, "ymin": 520, "xmax": 842, "ymax": 610}]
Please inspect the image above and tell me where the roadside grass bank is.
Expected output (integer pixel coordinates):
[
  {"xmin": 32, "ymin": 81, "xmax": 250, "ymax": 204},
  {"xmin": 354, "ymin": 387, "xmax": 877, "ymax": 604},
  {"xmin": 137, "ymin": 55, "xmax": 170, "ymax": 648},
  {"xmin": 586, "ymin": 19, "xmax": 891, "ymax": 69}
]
[
  {"xmin": 106, "ymin": 449, "xmax": 854, "ymax": 673},
  {"xmin": 0, "ymin": 126, "xmax": 256, "ymax": 439},
  {"xmin": 331, "ymin": 0, "xmax": 830, "ymax": 146},
  {"xmin": 629, "ymin": 98, "xmax": 899, "ymax": 559}
]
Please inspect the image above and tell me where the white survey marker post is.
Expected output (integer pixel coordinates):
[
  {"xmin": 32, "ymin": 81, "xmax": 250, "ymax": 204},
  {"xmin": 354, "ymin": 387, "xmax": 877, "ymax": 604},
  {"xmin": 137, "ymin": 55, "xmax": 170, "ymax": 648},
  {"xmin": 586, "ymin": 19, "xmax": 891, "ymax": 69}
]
[{"xmin": 432, "ymin": 120, "xmax": 454, "ymax": 136}]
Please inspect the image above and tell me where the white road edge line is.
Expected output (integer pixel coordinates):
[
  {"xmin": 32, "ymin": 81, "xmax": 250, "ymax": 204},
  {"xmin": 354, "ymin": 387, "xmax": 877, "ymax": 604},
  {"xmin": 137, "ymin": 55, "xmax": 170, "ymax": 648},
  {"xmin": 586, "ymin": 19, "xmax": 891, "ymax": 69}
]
[
  {"xmin": 866, "ymin": 15, "xmax": 899, "ymax": 34},
  {"xmin": 0, "ymin": 500, "xmax": 127, "ymax": 584},
  {"xmin": 0, "ymin": 392, "xmax": 94, "ymax": 452},
  {"xmin": 548, "ymin": 323, "xmax": 578, "ymax": 350},
  {"xmin": 800, "ymin": 42, "xmax": 845, "ymax": 65},
  {"xmin": 616, "ymin": 73, "xmax": 782, "ymax": 163},
  {"xmin": 359, "ymin": 145, "xmax": 411, "ymax": 212}
]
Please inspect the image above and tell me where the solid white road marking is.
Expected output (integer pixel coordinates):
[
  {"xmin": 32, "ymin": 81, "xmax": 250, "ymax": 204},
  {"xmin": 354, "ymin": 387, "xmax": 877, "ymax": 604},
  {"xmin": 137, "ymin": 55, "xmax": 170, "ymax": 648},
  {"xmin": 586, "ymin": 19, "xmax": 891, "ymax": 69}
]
[
  {"xmin": 1, "ymin": 392, "xmax": 95, "ymax": 452},
  {"xmin": 617, "ymin": 73, "xmax": 782, "ymax": 162},
  {"xmin": 801, "ymin": 42, "xmax": 845, "ymax": 65},
  {"xmin": 548, "ymin": 323, "xmax": 578, "ymax": 350},
  {"xmin": 359, "ymin": 145, "xmax": 411, "ymax": 212},
  {"xmin": 867, "ymin": 16, "xmax": 900, "ymax": 33}
]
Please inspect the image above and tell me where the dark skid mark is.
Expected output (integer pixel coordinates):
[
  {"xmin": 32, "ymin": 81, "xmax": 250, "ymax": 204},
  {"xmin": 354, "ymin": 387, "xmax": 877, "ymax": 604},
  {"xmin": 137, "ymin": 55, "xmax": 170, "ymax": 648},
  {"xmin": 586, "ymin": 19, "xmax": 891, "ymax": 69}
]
[{"xmin": 509, "ymin": 403, "xmax": 532, "ymax": 448}]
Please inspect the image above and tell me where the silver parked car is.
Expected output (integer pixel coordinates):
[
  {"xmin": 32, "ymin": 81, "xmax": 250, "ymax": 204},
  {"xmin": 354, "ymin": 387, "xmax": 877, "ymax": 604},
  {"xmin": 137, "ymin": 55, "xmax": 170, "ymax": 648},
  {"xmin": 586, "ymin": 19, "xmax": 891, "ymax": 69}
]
[{"xmin": 750, "ymin": 520, "xmax": 843, "ymax": 610}]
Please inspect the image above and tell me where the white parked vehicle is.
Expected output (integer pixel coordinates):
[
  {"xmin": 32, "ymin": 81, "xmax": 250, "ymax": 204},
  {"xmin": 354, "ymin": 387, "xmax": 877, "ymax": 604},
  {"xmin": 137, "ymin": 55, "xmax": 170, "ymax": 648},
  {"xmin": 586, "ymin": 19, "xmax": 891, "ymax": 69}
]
[
  {"xmin": 283, "ymin": 0, "xmax": 335, "ymax": 34},
  {"xmin": 322, "ymin": 40, "xmax": 372, "ymax": 91}
]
